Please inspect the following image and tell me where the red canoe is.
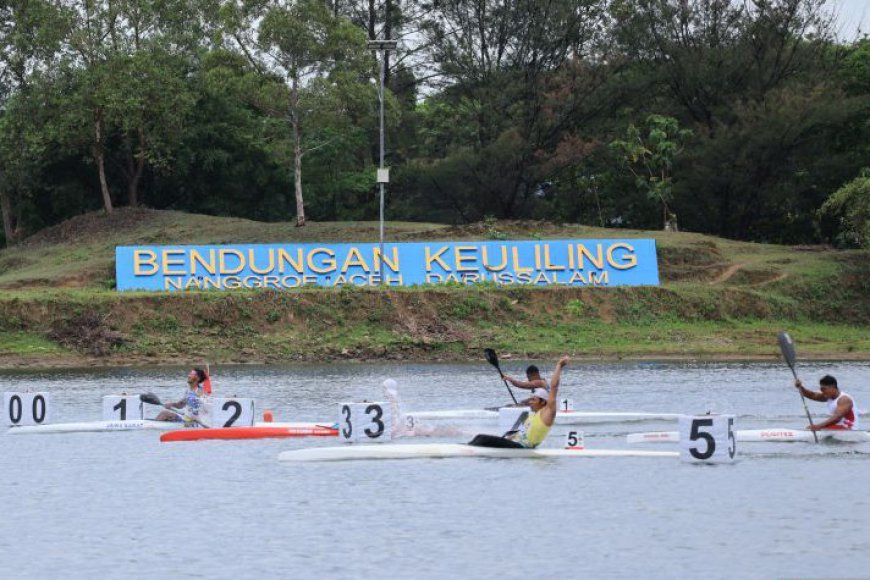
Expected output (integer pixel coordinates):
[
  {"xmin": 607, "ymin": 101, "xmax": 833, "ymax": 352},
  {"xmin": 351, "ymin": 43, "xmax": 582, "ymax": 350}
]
[{"xmin": 161, "ymin": 424, "xmax": 338, "ymax": 442}]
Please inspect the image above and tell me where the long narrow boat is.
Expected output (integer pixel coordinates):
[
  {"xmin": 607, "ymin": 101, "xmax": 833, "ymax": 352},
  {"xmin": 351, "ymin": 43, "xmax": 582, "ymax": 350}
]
[
  {"xmin": 405, "ymin": 409, "xmax": 682, "ymax": 424},
  {"xmin": 6, "ymin": 420, "xmax": 182, "ymax": 434},
  {"xmin": 278, "ymin": 443, "xmax": 679, "ymax": 462},
  {"xmin": 161, "ymin": 423, "xmax": 337, "ymax": 442},
  {"xmin": 6, "ymin": 420, "xmax": 334, "ymax": 435},
  {"xmin": 626, "ymin": 429, "xmax": 870, "ymax": 444}
]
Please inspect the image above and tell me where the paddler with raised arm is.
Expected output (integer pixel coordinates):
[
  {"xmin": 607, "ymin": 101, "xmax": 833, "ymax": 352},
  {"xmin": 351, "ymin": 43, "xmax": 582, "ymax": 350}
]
[
  {"xmin": 794, "ymin": 375, "xmax": 860, "ymax": 431},
  {"xmin": 469, "ymin": 355, "xmax": 569, "ymax": 448},
  {"xmin": 155, "ymin": 368, "xmax": 206, "ymax": 423}
]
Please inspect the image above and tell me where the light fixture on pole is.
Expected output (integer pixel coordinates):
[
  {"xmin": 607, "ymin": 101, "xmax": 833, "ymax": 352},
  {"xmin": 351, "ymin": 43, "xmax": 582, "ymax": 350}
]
[{"xmin": 367, "ymin": 38, "xmax": 397, "ymax": 282}]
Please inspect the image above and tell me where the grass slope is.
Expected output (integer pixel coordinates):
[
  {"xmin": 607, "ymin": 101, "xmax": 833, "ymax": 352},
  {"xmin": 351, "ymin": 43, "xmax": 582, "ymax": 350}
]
[{"xmin": 0, "ymin": 208, "xmax": 866, "ymax": 367}]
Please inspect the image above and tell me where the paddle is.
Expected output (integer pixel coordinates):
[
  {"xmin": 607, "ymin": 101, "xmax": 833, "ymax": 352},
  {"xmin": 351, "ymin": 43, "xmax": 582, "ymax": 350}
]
[
  {"xmin": 484, "ymin": 348, "xmax": 518, "ymax": 405},
  {"xmin": 203, "ymin": 363, "xmax": 213, "ymax": 395},
  {"xmin": 140, "ymin": 392, "xmax": 210, "ymax": 428},
  {"xmin": 777, "ymin": 331, "xmax": 818, "ymax": 443}
]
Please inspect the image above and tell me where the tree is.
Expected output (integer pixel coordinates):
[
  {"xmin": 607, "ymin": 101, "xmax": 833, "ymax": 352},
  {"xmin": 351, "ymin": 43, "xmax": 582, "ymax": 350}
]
[
  {"xmin": 220, "ymin": 0, "xmax": 375, "ymax": 226},
  {"xmin": 409, "ymin": 0, "xmax": 609, "ymax": 220},
  {"xmin": 63, "ymin": 0, "xmax": 123, "ymax": 214},
  {"xmin": 0, "ymin": 0, "xmax": 68, "ymax": 245},
  {"xmin": 606, "ymin": 0, "xmax": 865, "ymax": 240},
  {"xmin": 151, "ymin": 49, "xmax": 293, "ymax": 220},
  {"xmin": 92, "ymin": 0, "xmax": 203, "ymax": 207},
  {"xmin": 610, "ymin": 115, "xmax": 691, "ymax": 230},
  {"xmin": 820, "ymin": 170, "xmax": 870, "ymax": 248},
  {"xmin": 100, "ymin": 49, "xmax": 196, "ymax": 206}
]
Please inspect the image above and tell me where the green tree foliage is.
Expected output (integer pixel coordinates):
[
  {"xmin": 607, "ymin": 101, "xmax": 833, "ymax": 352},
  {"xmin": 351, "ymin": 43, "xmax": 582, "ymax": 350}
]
[
  {"xmin": 0, "ymin": 0, "xmax": 867, "ymax": 248},
  {"xmin": 219, "ymin": 0, "xmax": 375, "ymax": 226},
  {"xmin": 0, "ymin": 76, "xmax": 57, "ymax": 240},
  {"xmin": 406, "ymin": 0, "xmax": 606, "ymax": 221},
  {"xmin": 820, "ymin": 170, "xmax": 870, "ymax": 248},
  {"xmin": 601, "ymin": 0, "xmax": 866, "ymax": 241},
  {"xmin": 610, "ymin": 115, "xmax": 692, "ymax": 230},
  {"xmin": 148, "ymin": 49, "xmax": 293, "ymax": 220},
  {"xmin": 0, "ymin": 0, "xmax": 68, "ymax": 245}
]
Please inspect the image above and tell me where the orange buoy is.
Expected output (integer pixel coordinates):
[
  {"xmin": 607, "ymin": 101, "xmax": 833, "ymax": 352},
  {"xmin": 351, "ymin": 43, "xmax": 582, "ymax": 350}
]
[{"xmin": 263, "ymin": 410, "xmax": 274, "ymax": 422}]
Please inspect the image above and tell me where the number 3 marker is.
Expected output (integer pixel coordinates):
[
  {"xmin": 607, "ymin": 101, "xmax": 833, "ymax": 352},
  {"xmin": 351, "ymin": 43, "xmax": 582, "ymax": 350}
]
[{"xmin": 338, "ymin": 402, "xmax": 392, "ymax": 443}]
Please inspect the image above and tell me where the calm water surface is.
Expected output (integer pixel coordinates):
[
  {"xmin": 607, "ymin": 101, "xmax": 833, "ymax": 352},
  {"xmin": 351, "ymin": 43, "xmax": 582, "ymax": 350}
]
[{"xmin": 1, "ymin": 361, "xmax": 868, "ymax": 579}]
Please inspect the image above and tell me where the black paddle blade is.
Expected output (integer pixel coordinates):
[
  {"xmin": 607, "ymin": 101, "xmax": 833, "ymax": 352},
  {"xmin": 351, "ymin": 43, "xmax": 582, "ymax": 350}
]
[
  {"xmin": 777, "ymin": 331, "xmax": 796, "ymax": 368},
  {"xmin": 484, "ymin": 348, "xmax": 500, "ymax": 369},
  {"xmin": 140, "ymin": 392, "xmax": 162, "ymax": 406}
]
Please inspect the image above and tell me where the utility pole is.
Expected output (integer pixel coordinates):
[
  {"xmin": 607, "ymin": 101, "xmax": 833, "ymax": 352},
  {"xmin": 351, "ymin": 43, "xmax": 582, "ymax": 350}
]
[{"xmin": 367, "ymin": 38, "xmax": 397, "ymax": 282}]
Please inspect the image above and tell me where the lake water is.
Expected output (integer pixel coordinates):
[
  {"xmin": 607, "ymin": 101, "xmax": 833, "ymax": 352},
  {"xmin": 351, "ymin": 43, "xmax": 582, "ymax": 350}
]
[{"xmin": 1, "ymin": 360, "xmax": 869, "ymax": 579}]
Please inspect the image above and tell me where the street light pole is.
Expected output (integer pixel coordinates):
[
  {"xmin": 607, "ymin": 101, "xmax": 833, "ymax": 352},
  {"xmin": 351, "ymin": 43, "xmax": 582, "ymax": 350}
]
[
  {"xmin": 378, "ymin": 50, "xmax": 385, "ymax": 253},
  {"xmin": 367, "ymin": 39, "xmax": 397, "ymax": 282}
]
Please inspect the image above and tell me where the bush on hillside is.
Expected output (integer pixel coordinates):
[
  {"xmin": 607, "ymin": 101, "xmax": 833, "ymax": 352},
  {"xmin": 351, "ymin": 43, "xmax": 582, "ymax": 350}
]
[
  {"xmin": 48, "ymin": 311, "xmax": 126, "ymax": 356},
  {"xmin": 820, "ymin": 170, "xmax": 870, "ymax": 249}
]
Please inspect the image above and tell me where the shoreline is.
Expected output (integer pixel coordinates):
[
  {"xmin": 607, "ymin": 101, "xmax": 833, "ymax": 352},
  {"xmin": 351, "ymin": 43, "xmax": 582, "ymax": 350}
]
[
  {"xmin": 1, "ymin": 350, "xmax": 868, "ymax": 370},
  {"xmin": 1, "ymin": 211, "xmax": 867, "ymax": 372}
]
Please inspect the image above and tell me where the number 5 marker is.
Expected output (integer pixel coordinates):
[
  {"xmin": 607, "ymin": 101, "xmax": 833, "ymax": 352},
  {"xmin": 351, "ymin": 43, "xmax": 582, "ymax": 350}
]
[{"xmin": 678, "ymin": 415, "xmax": 737, "ymax": 464}]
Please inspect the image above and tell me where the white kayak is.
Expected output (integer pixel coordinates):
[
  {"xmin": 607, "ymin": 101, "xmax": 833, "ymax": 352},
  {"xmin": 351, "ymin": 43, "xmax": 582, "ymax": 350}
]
[
  {"xmin": 6, "ymin": 420, "xmax": 321, "ymax": 435},
  {"xmin": 278, "ymin": 443, "xmax": 678, "ymax": 462},
  {"xmin": 627, "ymin": 429, "xmax": 870, "ymax": 444},
  {"xmin": 405, "ymin": 409, "xmax": 682, "ymax": 425},
  {"xmin": 6, "ymin": 420, "xmax": 181, "ymax": 434}
]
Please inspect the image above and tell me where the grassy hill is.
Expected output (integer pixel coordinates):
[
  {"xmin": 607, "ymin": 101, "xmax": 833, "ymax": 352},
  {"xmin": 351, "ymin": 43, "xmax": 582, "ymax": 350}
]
[{"xmin": 0, "ymin": 208, "xmax": 866, "ymax": 367}]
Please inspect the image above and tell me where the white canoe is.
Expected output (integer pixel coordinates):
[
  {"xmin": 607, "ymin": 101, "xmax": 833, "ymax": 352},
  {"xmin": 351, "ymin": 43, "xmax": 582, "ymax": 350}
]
[
  {"xmin": 405, "ymin": 409, "xmax": 682, "ymax": 424},
  {"xmin": 627, "ymin": 429, "xmax": 870, "ymax": 444},
  {"xmin": 278, "ymin": 443, "xmax": 678, "ymax": 462},
  {"xmin": 6, "ymin": 420, "xmax": 325, "ymax": 435}
]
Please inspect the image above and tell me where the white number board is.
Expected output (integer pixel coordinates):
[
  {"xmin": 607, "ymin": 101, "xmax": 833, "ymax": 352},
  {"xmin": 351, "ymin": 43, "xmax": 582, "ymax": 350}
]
[
  {"xmin": 498, "ymin": 407, "xmax": 529, "ymax": 436},
  {"xmin": 678, "ymin": 415, "xmax": 737, "ymax": 464},
  {"xmin": 211, "ymin": 398, "xmax": 255, "ymax": 428},
  {"xmin": 560, "ymin": 398, "xmax": 575, "ymax": 412},
  {"xmin": 4, "ymin": 392, "xmax": 52, "ymax": 426},
  {"xmin": 102, "ymin": 396, "xmax": 144, "ymax": 421},
  {"xmin": 565, "ymin": 430, "xmax": 584, "ymax": 449},
  {"xmin": 339, "ymin": 402, "xmax": 392, "ymax": 443}
]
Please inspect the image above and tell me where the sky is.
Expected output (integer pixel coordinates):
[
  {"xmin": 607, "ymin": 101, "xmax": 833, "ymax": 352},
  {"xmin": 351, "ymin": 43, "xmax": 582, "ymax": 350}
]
[{"xmin": 832, "ymin": 0, "xmax": 870, "ymax": 38}]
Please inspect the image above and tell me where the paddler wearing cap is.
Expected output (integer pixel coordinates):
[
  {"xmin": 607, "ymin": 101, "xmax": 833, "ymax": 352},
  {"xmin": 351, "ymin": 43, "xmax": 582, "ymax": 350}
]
[{"xmin": 469, "ymin": 355, "xmax": 569, "ymax": 449}]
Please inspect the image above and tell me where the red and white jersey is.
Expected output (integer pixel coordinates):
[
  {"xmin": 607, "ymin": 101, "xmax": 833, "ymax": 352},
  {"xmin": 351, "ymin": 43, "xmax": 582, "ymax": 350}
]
[{"xmin": 827, "ymin": 392, "xmax": 859, "ymax": 429}]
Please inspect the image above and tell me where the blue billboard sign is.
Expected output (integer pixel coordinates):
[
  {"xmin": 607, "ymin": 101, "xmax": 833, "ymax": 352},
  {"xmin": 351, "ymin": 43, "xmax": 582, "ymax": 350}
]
[{"xmin": 115, "ymin": 239, "xmax": 659, "ymax": 291}]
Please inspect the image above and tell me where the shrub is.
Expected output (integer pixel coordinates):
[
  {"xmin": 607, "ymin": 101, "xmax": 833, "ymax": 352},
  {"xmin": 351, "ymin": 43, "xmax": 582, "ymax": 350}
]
[
  {"xmin": 820, "ymin": 170, "xmax": 870, "ymax": 248},
  {"xmin": 565, "ymin": 299, "xmax": 585, "ymax": 317}
]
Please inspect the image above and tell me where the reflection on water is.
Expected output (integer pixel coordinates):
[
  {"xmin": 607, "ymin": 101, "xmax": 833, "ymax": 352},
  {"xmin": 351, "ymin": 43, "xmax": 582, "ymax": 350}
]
[{"xmin": 1, "ymin": 361, "xmax": 868, "ymax": 579}]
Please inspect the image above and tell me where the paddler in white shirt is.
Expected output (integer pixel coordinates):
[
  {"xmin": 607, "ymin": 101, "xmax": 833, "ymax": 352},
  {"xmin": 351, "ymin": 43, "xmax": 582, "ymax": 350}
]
[
  {"xmin": 500, "ymin": 364, "xmax": 549, "ymax": 406},
  {"xmin": 794, "ymin": 374, "xmax": 860, "ymax": 431},
  {"xmin": 469, "ymin": 355, "xmax": 569, "ymax": 448}
]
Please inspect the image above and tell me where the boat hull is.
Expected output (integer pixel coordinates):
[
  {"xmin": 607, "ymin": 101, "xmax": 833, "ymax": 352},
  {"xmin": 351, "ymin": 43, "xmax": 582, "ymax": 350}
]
[
  {"xmin": 161, "ymin": 423, "xmax": 337, "ymax": 442},
  {"xmin": 278, "ymin": 443, "xmax": 678, "ymax": 462},
  {"xmin": 6, "ymin": 420, "xmax": 334, "ymax": 436},
  {"xmin": 6, "ymin": 420, "xmax": 181, "ymax": 434},
  {"xmin": 405, "ymin": 409, "xmax": 681, "ymax": 424},
  {"xmin": 626, "ymin": 429, "xmax": 870, "ymax": 444}
]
